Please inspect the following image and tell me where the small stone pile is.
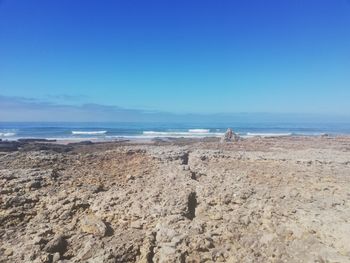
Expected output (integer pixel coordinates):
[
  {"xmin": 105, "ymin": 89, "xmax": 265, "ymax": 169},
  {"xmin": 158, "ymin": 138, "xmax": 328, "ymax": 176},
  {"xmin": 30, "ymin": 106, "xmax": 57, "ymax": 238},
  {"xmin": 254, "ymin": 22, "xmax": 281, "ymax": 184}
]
[{"xmin": 220, "ymin": 128, "xmax": 240, "ymax": 143}]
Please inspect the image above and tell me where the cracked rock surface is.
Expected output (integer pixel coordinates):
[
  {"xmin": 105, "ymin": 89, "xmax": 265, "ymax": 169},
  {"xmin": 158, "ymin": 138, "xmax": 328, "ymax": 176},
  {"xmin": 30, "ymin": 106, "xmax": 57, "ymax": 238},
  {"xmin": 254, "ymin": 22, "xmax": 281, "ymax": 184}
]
[{"xmin": 1, "ymin": 136, "xmax": 350, "ymax": 262}]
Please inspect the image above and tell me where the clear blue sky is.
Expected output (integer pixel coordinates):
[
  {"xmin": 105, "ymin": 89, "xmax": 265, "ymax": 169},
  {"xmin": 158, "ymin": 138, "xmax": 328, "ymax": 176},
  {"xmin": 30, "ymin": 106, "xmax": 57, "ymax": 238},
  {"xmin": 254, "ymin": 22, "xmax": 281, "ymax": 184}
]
[{"xmin": 0, "ymin": 0, "xmax": 350, "ymax": 117}]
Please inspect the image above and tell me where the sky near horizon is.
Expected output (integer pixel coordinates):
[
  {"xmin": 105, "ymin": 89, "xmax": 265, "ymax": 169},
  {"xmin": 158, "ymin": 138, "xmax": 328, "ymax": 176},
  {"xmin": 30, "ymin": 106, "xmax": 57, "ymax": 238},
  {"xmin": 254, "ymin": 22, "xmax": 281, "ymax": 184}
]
[{"xmin": 0, "ymin": 0, "xmax": 350, "ymax": 120}]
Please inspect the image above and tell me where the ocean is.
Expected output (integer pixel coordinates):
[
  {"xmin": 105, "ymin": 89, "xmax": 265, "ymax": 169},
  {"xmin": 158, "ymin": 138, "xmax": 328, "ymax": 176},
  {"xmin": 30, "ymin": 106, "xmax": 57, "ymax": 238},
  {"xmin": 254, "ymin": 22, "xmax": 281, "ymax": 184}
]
[{"xmin": 1, "ymin": 122, "xmax": 350, "ymax": 141}]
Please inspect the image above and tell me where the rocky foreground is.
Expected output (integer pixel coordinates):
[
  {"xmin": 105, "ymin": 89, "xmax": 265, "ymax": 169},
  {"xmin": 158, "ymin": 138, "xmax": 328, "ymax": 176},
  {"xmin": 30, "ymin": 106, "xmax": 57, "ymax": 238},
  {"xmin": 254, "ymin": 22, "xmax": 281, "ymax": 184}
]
[{"xmin": 1, "ymin": 136, "xmax": 350, "ymax": 263}]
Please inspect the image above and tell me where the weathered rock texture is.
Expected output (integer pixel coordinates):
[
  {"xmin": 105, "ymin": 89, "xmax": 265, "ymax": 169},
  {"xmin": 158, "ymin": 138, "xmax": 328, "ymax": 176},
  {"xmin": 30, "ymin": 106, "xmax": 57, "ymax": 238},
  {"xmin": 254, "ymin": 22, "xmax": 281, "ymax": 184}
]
[
  {"xmin": 1, "ymin": 136, "xmax": 350, "ymax": 262},
  {"xmin": 220, "ymin": 128, "xmax": 240, "ymax": 143}
]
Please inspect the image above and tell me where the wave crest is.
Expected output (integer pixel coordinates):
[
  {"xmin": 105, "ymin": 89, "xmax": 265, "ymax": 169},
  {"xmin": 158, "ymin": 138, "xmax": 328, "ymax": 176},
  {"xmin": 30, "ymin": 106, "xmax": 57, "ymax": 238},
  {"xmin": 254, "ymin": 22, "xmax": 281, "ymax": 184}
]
[
  {"xmin": 72, "ymin": 130, "xmax": 107, "ymax": 135},
  {"xmin": 0, "ymin": 132, "xmax": 16, "ymax": 137},
  {"xmin": 142, "ymin": 130, "xmax": 223, "ymax": 138},
  {"xmin": 188, "ymin": 129, "xmax": 210, "ymax": 133}
]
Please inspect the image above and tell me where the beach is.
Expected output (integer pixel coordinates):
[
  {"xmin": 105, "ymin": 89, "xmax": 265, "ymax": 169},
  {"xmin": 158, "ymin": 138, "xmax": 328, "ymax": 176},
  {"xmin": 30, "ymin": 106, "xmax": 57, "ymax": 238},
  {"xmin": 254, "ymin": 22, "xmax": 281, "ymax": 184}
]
[{"xmin": 1, "ymin": 135, "xmax": 350, "ymax": 262}]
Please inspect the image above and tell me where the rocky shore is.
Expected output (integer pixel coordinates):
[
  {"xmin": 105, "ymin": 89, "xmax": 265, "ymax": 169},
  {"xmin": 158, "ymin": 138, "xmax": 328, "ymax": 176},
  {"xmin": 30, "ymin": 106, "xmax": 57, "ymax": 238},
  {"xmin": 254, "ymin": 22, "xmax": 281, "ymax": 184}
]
[{"xmin": 1, "ymin": 136, "xmax": 350, "ymax": 262}]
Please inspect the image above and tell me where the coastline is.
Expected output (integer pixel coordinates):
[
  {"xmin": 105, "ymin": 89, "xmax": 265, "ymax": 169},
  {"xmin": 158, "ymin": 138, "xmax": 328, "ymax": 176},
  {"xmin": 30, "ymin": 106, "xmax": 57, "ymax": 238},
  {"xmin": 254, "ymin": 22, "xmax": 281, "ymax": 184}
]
[
  {"xmin": 2, "ymin": 121, "xmax": 350, "ymax": 143},
  {"xmin": 0, "ymin": 133, "xmax": 346, "ymax": 151}
]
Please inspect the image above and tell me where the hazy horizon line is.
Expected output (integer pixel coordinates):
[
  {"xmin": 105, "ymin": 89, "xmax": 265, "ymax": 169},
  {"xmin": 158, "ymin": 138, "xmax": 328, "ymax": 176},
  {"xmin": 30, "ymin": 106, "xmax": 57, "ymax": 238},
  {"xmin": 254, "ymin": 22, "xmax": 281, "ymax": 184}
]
[{"xmin": 1, "ymin": 95, "xmax": 350, "ymax": 122}]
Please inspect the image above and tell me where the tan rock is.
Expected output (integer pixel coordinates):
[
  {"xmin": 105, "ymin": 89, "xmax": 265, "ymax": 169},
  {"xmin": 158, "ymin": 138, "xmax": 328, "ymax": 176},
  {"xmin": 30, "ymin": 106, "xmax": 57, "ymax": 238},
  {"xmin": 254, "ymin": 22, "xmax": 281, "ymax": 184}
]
[
  {"xmin": 2, "ymin": 137, "xmax": 350, "ymax": 262},
  {"xmin": 4, "ymin": 248, "xmax": 13, "ymax": 256},
  {"xmin": 80, "ymin": 215, "xmax": 107, "ymax": 237}
]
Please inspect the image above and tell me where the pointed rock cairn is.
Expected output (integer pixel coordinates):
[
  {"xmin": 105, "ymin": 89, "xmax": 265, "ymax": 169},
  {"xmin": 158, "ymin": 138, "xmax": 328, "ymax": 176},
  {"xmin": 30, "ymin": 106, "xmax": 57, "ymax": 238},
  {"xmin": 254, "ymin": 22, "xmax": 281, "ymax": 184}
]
[{"xmin": 221, "ymin": 128, "xmax": 240, "ymax": 143}]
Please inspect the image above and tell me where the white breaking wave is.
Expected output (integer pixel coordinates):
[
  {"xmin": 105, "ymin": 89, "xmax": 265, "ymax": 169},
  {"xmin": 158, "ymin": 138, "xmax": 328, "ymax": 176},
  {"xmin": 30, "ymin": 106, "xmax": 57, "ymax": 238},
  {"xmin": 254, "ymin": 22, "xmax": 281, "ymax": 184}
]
[
  {"xmin": 245, "ymin": 132, "xmax": 292, "ymax": 137},
  {"xmin": 0, "ymin": 132, "xmax": 16, "ymax": 137},
  {"xmin": 143, "ymin": 131, "xmax": 176, "ymax": 135},
  {"xmin": 188, "ymin": 129, "xmax": 210, "ymax": 133},
  {"xmin": 72, "ymin": 131, "xmax": 107, "ymax": 135},
  {"xmin": 142, "ymin": 131, "xmax": 223, "ymax": 138}
]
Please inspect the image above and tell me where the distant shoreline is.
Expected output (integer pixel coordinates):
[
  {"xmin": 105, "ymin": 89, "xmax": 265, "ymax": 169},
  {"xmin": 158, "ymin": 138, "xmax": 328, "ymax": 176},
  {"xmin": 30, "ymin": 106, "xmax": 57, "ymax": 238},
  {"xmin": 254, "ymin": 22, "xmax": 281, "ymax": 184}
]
[
  {"xmin": 2, "ymin": 121, "xmax": 350, "ymax": 142},
  {"xmin": 0, "ymin": 132, "xmax": 340, "ymax": 143},
  {"xmin": 0, "ymin": 133, "xmax": 347, "ymax": 150}
]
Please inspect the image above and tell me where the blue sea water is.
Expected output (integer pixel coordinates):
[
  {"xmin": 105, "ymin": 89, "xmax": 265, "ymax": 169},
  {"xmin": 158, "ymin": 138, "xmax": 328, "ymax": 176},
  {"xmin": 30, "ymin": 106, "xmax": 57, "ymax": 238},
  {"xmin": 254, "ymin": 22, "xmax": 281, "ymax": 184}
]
[{"xmin": 1, "ymin": 122, "xmax": 350, "ymax": 140}]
